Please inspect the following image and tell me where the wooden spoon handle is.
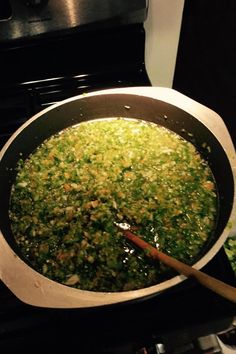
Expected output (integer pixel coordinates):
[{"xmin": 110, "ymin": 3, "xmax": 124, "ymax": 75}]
[{"xmin": 123, "ymin": 229, "xmax": 236, "ymax": 303}]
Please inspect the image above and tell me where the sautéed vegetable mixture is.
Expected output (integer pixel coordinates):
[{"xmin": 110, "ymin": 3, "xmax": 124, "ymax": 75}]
[{"xmin": 9, "ymin": 119, "xmax": 218, "ymax": 291}]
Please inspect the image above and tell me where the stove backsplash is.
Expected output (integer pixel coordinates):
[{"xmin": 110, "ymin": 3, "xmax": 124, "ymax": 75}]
[{"xmin": 0, "ymin": 0, "xmax": 147, "ymax": 42}]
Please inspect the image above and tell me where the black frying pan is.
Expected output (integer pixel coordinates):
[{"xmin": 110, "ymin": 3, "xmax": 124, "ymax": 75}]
[{"xmin": 0, "ymin": 90, "xmax": 235, "ymax": 308}]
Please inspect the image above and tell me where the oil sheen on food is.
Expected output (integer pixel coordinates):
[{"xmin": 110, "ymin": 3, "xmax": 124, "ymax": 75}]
[{"xmin": 9, "ymin": 119, "xmax": 218, "ymax": 291}]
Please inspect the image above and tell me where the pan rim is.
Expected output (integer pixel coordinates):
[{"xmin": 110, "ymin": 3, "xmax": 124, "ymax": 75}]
[{"xmin": 0, "ymin": 86, "xmax": 235, "ymax": 308}]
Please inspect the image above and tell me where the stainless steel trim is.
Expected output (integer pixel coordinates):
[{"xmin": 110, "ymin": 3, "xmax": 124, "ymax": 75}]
[{"xmin": 0, "ymin": 0, "xmax": 147, "ymax": 42}]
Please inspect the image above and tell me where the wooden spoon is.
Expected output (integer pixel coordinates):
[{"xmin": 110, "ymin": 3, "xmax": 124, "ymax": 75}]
[{"xmin": 116, "ymin": 223, "xmax": 236, "ymax": 303}]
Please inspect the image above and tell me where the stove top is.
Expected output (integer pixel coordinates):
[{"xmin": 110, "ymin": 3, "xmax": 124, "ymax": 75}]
[
  {"xmin": 0, "ymin": 15, "xmax": 235, "ymax": 353},
  {"xmin": 0, "ymin": 24, "xmax": 150, "ymax": 148},
  {"xmin": 0, "ymin": 248, "xmax": 235, "ymax": 353}
]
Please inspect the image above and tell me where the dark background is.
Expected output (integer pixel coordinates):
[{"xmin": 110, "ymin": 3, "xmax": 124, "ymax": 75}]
[{"xmin": 173, "ymin": 0, "xmax": 236, "ymax": 146}]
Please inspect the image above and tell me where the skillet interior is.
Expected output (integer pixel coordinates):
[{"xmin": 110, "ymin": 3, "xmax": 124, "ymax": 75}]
[{"xmin": 0, "ymin": 93, "xmax": 234, "ymax": 272}]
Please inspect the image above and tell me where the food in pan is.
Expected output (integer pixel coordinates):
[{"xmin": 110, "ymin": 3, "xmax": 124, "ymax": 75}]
[
  {"xmin": 9, "ymin": 119, "xmax": 218, "ymax": 291},
  {"xmin": 224, "ymin": 237, "xmax": 236, "ymax": 274}
]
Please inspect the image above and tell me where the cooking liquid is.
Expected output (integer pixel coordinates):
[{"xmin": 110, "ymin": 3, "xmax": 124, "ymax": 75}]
[{"xmin": 9, "ymin": 119, "xmax": 218, "ymax": 291}]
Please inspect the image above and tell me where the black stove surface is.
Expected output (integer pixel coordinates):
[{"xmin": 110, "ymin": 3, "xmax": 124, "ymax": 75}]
[
  {"xmin": 0, "ymin": 20, "xmax": 236, "ymax": 354},
  {"xmin": 0, "ymin": 24, "xmax": 150, "ymax": 148},
  {"xmin": 0, "ymin": 249, "xmax": 235, "ymax": 354}
]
